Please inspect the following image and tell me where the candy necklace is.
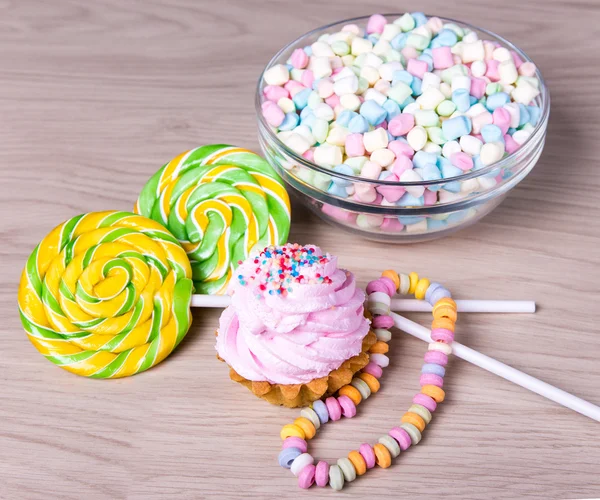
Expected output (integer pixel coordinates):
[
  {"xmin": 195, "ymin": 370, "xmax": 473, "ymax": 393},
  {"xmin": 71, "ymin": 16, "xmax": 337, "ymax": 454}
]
[{"xmin": 277, "ymin": 270, "xmax": 456, "ymax": 490}]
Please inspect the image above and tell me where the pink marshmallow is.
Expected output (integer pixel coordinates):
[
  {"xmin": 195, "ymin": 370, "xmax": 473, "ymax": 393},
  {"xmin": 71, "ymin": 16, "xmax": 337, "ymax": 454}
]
[
  {"xmin": 432, "ymin": 46, "xmax": 454, "ymax": 69},
  {"xmin": 390, "ymin": 154, "xmax": 414, "ymax": 177},
  {"xmin": 407, "ymin": 58, "xmax": 428, "ymax": 79},
  {"xmin": 345, "ymin": 133, "xmax": 365, "ymax": 157},
  {"xmin": 375, "ymin": 120, "xmax": 388, "ymax": 130},
  {"xmin": 367, "ymin": 13, "xmax": 387, "ymax": 34},
  {"xmin": 302, "ymin": 148, "xmax": 315, "ymax": 162},
  {"xmin": 504, "ymin": 134, "xmax": 520, "ymax": 154},
  {"xmin": 388, "ymin": 114, "xmax": 415, "ymax": 136},
  {"xmin": 284, "ymin": 80, "xmax": 306, "ymax": 97},
  {"xmin": 423, "ymin": 189, "xmax": 438, "ymax": 206},
  {"xmin": 376, "ymin": 174, "xmax": 405, "ymax": 202},
  {"xmin": 263, "ymin": 85, "xmax": 289, "ymax": 102},
  {"xmin": 518, "ymin": 62, "xmax": 537, "ymax": 77},
  {"xmin": 355, "ymin": 183, "xmax": 378, "ymax": 203},
  {"xmin": 325, "ymin": 94, "xmax": 340, "ymax": 108},
  {"xmin": 290, "ymin": 48, "xmax": 309, "ymax": 69},
  {"xmin": 492, "ymin": 107, "xmax": 511, "ymax": 135},
  {"xmin": 322, "ymin": 203, "xmax": 357, "ymax": 223},
  {"xmin": 470, "ymin": 77, "xmax": 487, "ymax": 100},
  {"xmin": 453, "ymin": 54, "xmax": 462, "ymax": 65},
  {"xmin": 485, "ymin": 60, "xmax": 501, "ymax": 82},
  {"xmin": 510, "ymin": 51, "xmax": 524, "ymax": 69},
  {"xmin": 401, "ymin": 46, "xmax": 419, "ymax": 60},
  {"xmin": 388, "ymin": 140, "xmax": 415, "ymax": 159},
  {"xmin": 361, "ymin": 160, "xmax": 382, "ymax": 179},
  {"xmin": 380, "ymin": 217, "xmax": 404, "ymax": 233},
  {"xmin": 450, "ymin": 152, "xmax": 474, "ymax": 171},
  {"xmin": 261, "ymin": 101, "xmax": 285, "ymax": 127},
  {"xmin": 471, "ymin": 112, "xmax": 493, "ymax": 134},
  {"xmin": 301, "ymin": 69, "xmax": 314, "ymax": 88}
]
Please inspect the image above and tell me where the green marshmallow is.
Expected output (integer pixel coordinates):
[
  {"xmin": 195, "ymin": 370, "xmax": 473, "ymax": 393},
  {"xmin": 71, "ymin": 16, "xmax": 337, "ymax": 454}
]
[
  {"xmin": 437, "ymin": 100, "xmax": 457, "ymax": 117},
  {"xmin": 396, "ymin": 12, "xmax": 415, "ymax": 32}
]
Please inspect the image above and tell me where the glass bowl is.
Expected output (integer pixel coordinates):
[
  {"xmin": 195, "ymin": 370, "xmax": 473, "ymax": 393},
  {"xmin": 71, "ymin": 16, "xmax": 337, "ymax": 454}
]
[{"xmin": 256, "ymin": 14, "xmax": 549, "ymax": 242}]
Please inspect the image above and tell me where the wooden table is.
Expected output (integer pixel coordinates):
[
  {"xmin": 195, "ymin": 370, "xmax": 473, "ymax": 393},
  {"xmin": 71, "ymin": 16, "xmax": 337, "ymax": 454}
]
[{"xmin": 2, "ymin": 1, "xmax": 599, "ymax": 498}]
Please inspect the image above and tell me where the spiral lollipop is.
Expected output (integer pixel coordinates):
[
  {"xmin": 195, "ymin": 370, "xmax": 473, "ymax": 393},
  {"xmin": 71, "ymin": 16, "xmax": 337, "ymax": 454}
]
[
  {"xmin": 134, "ymin": 145, "xmax": 291, "ymax": 294},
  {"xmin": 18, "ymin": 211, "xmax": 194, "ymax": 378}
]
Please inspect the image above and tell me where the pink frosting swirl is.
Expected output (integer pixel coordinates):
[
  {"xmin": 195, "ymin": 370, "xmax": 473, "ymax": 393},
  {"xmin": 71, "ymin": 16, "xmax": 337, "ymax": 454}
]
[{"xmin": 215, "ymin": 244, "xmax": 370, "ymax": 384}]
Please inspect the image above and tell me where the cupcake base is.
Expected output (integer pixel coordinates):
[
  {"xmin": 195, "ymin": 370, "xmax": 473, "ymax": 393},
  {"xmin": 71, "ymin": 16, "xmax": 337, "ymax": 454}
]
[{"xmin": 219, "ymin": 330, "xmax": 377, "ymax": 408}]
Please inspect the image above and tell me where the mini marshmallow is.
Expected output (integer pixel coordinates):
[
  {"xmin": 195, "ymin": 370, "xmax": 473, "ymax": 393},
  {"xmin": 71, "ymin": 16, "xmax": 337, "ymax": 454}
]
[
  {"xmin": 416, "ymin": 88, "xmax": 446, "ymax": 110},
  {"xmin": 314, "ymin": 143, "xmax": 343, "ymax": 166},
  {"xmin": 442, "ymin": 140, "xmax": 462, "ymax": 158},
  {"xmin": 363, "ymin": 128, "xmax": 389, "ymax": 152},
  {"xmin": 407, "ymin": 125, "xmax": 428, "ymax": 150},
  {"xmin": 480, "ymin": 142, "xmax": 505, "ymax": 165},
  {"xmin": 264, "ymin": 64, "xmax": 290, "ymax": 86},
  {"xmin": 459, "ymin": 135, "xmax": 483, "ymax": 156}
]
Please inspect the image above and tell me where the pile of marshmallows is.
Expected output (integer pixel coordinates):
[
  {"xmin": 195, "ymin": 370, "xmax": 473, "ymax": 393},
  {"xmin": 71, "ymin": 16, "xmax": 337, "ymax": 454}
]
[{"xmin": 261, "ymin": 13, "xmax": 542, "ymax": 214}]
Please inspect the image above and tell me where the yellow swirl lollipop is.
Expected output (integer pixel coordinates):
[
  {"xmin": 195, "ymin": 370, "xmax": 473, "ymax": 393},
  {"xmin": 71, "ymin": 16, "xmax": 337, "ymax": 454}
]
[
  {"xmin": 18, "ymin": 211, "xmax": 193, "ymax": 378},
  {"xmin": 134, "ymin": 145, "xmax": 291, "ymax": 295}
]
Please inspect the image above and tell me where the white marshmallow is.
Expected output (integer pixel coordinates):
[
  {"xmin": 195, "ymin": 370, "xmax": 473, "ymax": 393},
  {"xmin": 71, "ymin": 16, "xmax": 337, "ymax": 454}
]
[
  {"xmin": 512, "ymin": 129, "xmax": 532, "ymax": 145},
  {"xmin": 439, "ymin": 82, "xmax": 452, "ymax": 98},
  {"xmin": 407, "ymin": 126, "xmax": 428, "ymax": 151},
  {"xmin": 313, "ymin": 103, "xmax": 335, "ymax": 121},
  {"xmin": 503, "ymin": 103, "xmax": 521, "ymax": 128},
  {"xmin": 405, "ymin": 220, "xmax": 428, "ymax": 234},
  {"xmin": 459, "ymin": 135, "xmax": 483, "ymax": 156},
  {"xmin": 311, "ymin": 57, "xmax": 332, "ymax": 79},
  {"xmin": 333, "ymin": 75, "xmax": 359, "ymax": 96},
  {"xmin": 374, "ymin": 79, "xmax": 391, "ymax": 96},
  {"xmin": 313, "ymin": 144, "xmax": 342, "ymax": 166},
  {"xmin": 460, "ymin": 178, "xmax": 480, "ymax": 194},
  {"xmin": 363, "ymin": 52, "xmax": 384, "ymax": 69},
  {"xmin": 360, "ymin": 65, "xmax": 380, "ymax": 85},
  {"xmin": 460, "ymin": 40, "xmax": 485, "ymax": 63},
  {"xmin": 332, "ymin": 67, "xmax": 355, "ymax": 82},
  {"xmin": 421, "ymin": 72, "xmax": 442, "ymax": 92},
  {"xmin": 311, "ymin": 118, "xmax": 329, "ymax": 143},
  {"xmin": 311, "ymin": 41, "xmax": 335, "ymax": 57},
  {"xmin": 378, "ymin": 61, "xmax": 403, "ymax": 81},
  {"xmin": 422, "ymin": 141, "xmax": 442, "ymax": 155},
  {"xmin": 416, "ymin": 88, "xmax": 446, "ymax": 110},
  {"xmin": 499, "ymin": 60, "xmax": 518, "ymax": 84},
  {"xmin": 293, "ymin": 125, "xmax": 316, "ymax": 145},
  {"xmin": 284, "ymin": 133, "xmax": 312, "ymax": 155},
  {"xmin": 277, "ymin": 97, "xmax": 295, "ymax": 114},
  {"xmin": 363, "ymin": 88, "xmax": 387, "ymax": 106},
  {"xmin": 370, "ymin": 148, "xmax": 395, "ymax": 167},
  {"xmin": 402, "ymin": 102, "xmax": 421, "ymax": 115},
  {"xmin": 381, "ymin": 23, "xmax": 402, "ymax": 41},
  {"xmin": 351, "ymin": 37, "xmax": 373, "ymax": 55},
  {"xmin": 511, "ymin": 80, "xmax": 540, "ymax": 105},
  {"xmin": 480, "ymin": 142, "xmax": 505, "ymax": 165},
  {"xmin": 340, "ymin": 94, "xmax": 361, "ymax": 111},
  {"xmin": 493, "ymin": 47, "xmax": 512, "ymax": 62},
  {"xmin": 363, "ymin": 128, "xmax": 389, "ymax": 152},
  {"xmin": 471, "ymin": 60, "xmax": 487, "ymax": 78},
  {"xmin": 462, "ymin": 31, "xmax": 479, "ymax": 43},
  {"xmin": 465, "ymin": 103, "xmax": 488, "ymax": 117},
  {"xmin": 263, "ymin": 64, "xmax": 290, "ymax": 86},
  {"xmin": 442, "ymin": 140, "xmax": 462, "ymax": 158},
  {"xmin": 373, "ymin": 39, "xmax": 392, "ymax": 57},
  {"xmin": 451, "ymin": 75, "xmax": 471, "ymax": 93},
  {"xmin": 400, "ymin": 169, "xmax": 426, "ymax": 198},
  {"xmin": 326, "ymin": 126, "xmax": 350, "ymax": 146}
]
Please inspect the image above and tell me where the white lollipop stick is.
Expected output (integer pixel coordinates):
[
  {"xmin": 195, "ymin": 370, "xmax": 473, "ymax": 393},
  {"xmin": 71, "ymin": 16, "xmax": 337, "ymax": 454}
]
[
  {"xmin": 191, "ymin": 295, "xmax": 536, "ymax": 313},
  {"xmin": 391, "ymin": 312, "xmax": 600, "ymax": 423}
]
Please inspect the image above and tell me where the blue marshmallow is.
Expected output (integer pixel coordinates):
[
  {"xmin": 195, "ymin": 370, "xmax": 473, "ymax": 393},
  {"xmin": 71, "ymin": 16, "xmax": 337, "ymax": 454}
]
[
  {"xmin": 392, "ymin": 70, "xmax": 413, "ymax": 86},
  {"xmin": 427, "ymin": 218, "xmax": 448, "ymax": 231},
  {"xmin": 441, "ymin": 116, "xmax": 472, "ymax": 141},
  {"xmin": 527, "ymin": 105, "xmax": 541, "ymax": 126},
  {"xmin": 452, "ymin": 89, "xmax": 471, "ymax": 113},
  {"xmin": 410, "ymin": 77, "xmax": 422, "ymax": 96},
  {"xmin": 399, "ymin": 216, "xmax": 426, "ymax": 225},
  {"xmin": 327, "ymin": 182, "xmax": 348, "ymax": 198},
  {"xmin": 391, "ymin": 33, "xmax": 407, "ymax": 50},
  {"xmin": 332, "ymin": 164, "xmax": 354, "ymax": 187},
  {"xmin": 279, "ymin": 112, "xmax": 299, "ymax": 131},
  {"xmin": 397, "ymin": 192, "xmax": 424, "ymax": 207},
  {"xmin": 292, "ymin": 88, "xmax": 312, "ymax": 110},
  {"xmin": 434, "ymin": 29, "xmax": 458, "ymax": 47},
  {"xmin": 348, "ymin": 114, "xmax": 370, "ymax": 134},
  {"xmin": 486, "ymin": 92, "xmax": 510, "ymax": 111},
  {"xmin": 336, "ymin": 109, "xmax": 358, "ymax": 127},
  {"xmin": 359, "ymin": 100, "xmax": 387, "ymax": 126},
  {"xmin": 481, "ymin": 124, "xmax": 504, "ymax": 143},
  {"xmin": 411, "ymin": 12, "xmax": 428, "ymax": 26},
  {"xmin": 413, "ymin": 151, "xmax": 438, "ymax": 169},
  {"xmin": 383, "ymin": 99, "xmax": 401, "ymax": 122}
]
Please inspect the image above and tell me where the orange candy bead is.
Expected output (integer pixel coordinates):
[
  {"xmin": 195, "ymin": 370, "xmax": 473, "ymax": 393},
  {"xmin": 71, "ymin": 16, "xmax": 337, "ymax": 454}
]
[
  {"xmin": 348, "ymin": 450, "xmax": 367, "ymax": 476},
  {"xmin": 421, "ymin": 384, "xmax": 446, "ymax": 403},
  {"xmin": 433, "ymin": 297, "xmax": 457, "ymax": 313},
  {"xmin": 401, "ymin": 412, "xmax": 426, "ymax": 432},
  {"xmin": 369, "ymin": 341, "xmax": 389, "ymax": 354},
  {"xmin": 358, "ymin": 372, "xmax": 381, "ymax": 393},
  {"xmin": 381, "ymin": 270, "xmax": 400, "ymax": 290},
  {"xmin": 373, "ymin": 443, "xmax": 392, "ymax": 468},
  {"xmin": 294, "ymin": 417, "xmax": 316, "ymax": 439},
  {"xmin": 339, "ymin": 385, "xmax": 362, "ymax": 405},
  {"xmin": 432, "ymin": 317, "xmax": 455, "ymax": 332},
  {"xmin": 433, "ymin": 306, "xmax": 457, "ymax": 322}
]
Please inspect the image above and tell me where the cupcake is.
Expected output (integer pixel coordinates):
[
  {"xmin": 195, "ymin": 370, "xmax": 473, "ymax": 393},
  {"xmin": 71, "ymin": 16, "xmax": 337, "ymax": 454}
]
[{"xmin": 216, "ymin": 244, "xmax": 376, "ymax": 407}]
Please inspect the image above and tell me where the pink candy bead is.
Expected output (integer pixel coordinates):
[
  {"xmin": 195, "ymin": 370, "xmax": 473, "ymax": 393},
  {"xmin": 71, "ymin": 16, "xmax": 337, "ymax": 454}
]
[
  {"xmin": 366, "ymin": 277, "xmax": 396, "ymax": 296},
  {"xmin": 263, "ymin": 85, "xmax": 289, "ymax": 102},
  {"xmin": 388, "ymin": 113, "xmax": 415, "ymax": 136},
  {"xmin": 298, "ymin": 463, "xmax": 316, "ymax": 489},
  {"xmin": 432, "ymin": 46, "xmax": 454, "ymax": 69},
  {"xmin": 380, "ymin": 217, "xmax": 404, "ymax": 232},
  {"xmin": 283, "ymin": 437, "xmax": 308, "ymax": 453},
  {"xmin": 346, "ymin": 133, "xmax": 365, "ymax": 157},
  {"xmin": 486, "ymin": 59, "xmax": 500, "ymax": 81},
  {"xmin": 388, "ymin": 140, "xmax": 414, "ymax": 159},
  {"xmin": 420, "ymin": 373, "xmax": 444, "ymax": 387},
  {"xmin": 470, "ymin": 77, "xmax": 487, "ymax": 99},
  {"xmin": 493, "ymin": 107, "xmax": 511, "ymax": 134},
  {"xmin": 325, "ymin": 396, "xmax": 342, "ymax": 421},
  {"xmin": 359, "ymin": 443, "xmax": 376, "ymax": 469},
  {"xmin": 338, "ymin": 395, "xmax": 357, "ymax": 418},
  {"xmin": 315, "ymin": 461, "xmax": 329, "ymax": 487},
  {"xmin": 413, "ymin": 392, "xmax": 438, "ymax": 412},
  {"xmin": 291, "ymin": 48, "xmax": 309, "ymax": 69},
  {"xmin": 431, "ymin": 328, "xmax": 454, "ymax": 343},
  {"xmin": 372, "ymin": 315, "xmax": 393, "ymax": 329},
  {"xmin": 262, "ymin": 101, "xmax": 285, "ymax": 127},
  {"xmin": 424, "ymin": 350, "xmax": 448, "ymax": 367},
  {"xmin": 363, "ymin": 361, "xmax": 383, "ymax": 379},
  {"xmin": 367, "ymin": 13, "xmax": 387, "ymax": 34},
  {"xmin": 376, "ymin": 174, "xmax": 405, "ymax": 203},
  {"xmin": 407, "ymin": 58, "xmax": 428, "ymax": 79},
  {"xmin": 450, "ymin": 152, "xmax": 474, "ymax": 171},
  {"xmin": 389, "ymin": 426, "xmax": 412, "ymax": 450}
]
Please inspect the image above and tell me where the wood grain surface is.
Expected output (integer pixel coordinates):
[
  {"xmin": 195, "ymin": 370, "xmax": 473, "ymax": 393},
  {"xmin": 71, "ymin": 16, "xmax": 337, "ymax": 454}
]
[{"xmin": 1, "ymin": 1, "xmax": 599, "ymax": 499}]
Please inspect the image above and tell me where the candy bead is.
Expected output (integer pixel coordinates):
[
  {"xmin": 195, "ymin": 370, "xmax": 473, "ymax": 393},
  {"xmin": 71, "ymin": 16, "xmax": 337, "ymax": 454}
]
[
  {"xmin": 414, "ymin": 278, "xmax": 430, "ymax": 300},
  {"xmin": 325, "ymin": 396, "xmax": 343, "ymax": 421},
  {"xmin": 370, "ymin": 340, "xmax": 390, "ymax": 354},
  {"xmin": 409, "ymin": 403, "xmax": 433, "ymax": 424},
  {"xmin": 337, "ymin": 457, "xmax": 357, "ymax": 482},
  {"xmin": 424, "ymin": 350, "xmax": 449, "ymax": 366},
  {"xmin": 338, "ymin": 395, "xmax": 358, "ymax": 418},
  {"xmin": 431, "ymin": 328, "xmax": 455, "ymax": 343},
  {"xmin": 358, "ymin": 444, "xmax": 376, "ymax": 470},
  {"xmin": 373, "ymin": 443, "xmax": 392, "ymax": 468},
  {"xmin": 432, "ymin": 317, "xmax": 455, "ymax": 331},
  {"xmin": 389, "ymin": 426, "xmax": 412, "ymax": 450},
  {"xmin": 315, "ymin": 461, "xmax": 329, "ymax": 487},
  {"xmin": 328, "ymin": 464, "xmax": 345, "ymax": 490},
  {"xmin": 420, "ymin": 373, "xmax": 444, "ymax": 388},
  {"xmin": 348, "ymin": 450, "xmax": 367, "ymax": 476},
  {"xmin": 399, "ymin": 273, "xmax": 410, "ymax": 294},
  {"xmin": 381, "ymin": 269, "xmax": 400, "ymax": 290},
  {"xmin": 422, "ymin": 384, "xmax": 446, "ymax": 403},
  {"xmin": 339, "ymin": 385, "xmax": 362, "ymax": 406},
  {"xmin": 291, "ymin": 453, "xmax": 314, "ymax": 477},
  {"xmin": 279, "ymin": 447, "xmax": 303, "ymax": 468},
  {"xmin": 363, "ymin": 361, "xmax": 383, "ymax": 378},
  {"xmin": 422, "ymin": 363, "xmax": 446, "ymax": 377},
  {"xmin": 374, "ymin": 328, "xmax": 392, "ymax": 342},
  {"xmin": 372, "ymin": 315, "xmax": 394, "ymax": 329},
  {"xmin": 359, "ymin": 372, "xmax": 381, "ymax": 393},
  {"xmin": 294, "ymin": 417, "xmax": 316, "ymax": 439},
  {"xmin": 402, "ymin": 412, "xmax": 426, "ymax": 432},
  {"xmin": 283, "ymin": 437, "xmax": 308, "ymax": 453},
  {"xmin": 400, "ymin": 422, "xmax": 422, "ymax": 445},
  {"xmin": 428, "ymin": 341, "xmax": 453, "ymax": 355},
  {"xmin": 312, "ymin": 400, "xmax": 330, "ymax": 424},
  {"xmin": 408, "ymin": 272, "xmax": 419, "ymax": 294},
  {"xmin": 413, "ymin": 392, "xmax": 438, "ymax": 412},
  {"xmin": 370, "ymin": 353, "xmax": 390, "ymax": 367},
  {"xmin": 378, "ymin": 435, "xmax": 401, "ymax": 458},
  {"xmin": 351, "ymin": 377, "xmax": 372, "ymax": 400},
  {"xmin": 281, "ymin": 424, "xmax": 305, "ymax": 440},
  {"xmin": 298, "ymin": 464, "xmax": 316, "ymax": 489},
  {"xmin": 300, "ymin": 407, "xmax": 321, "ymax": 430}
]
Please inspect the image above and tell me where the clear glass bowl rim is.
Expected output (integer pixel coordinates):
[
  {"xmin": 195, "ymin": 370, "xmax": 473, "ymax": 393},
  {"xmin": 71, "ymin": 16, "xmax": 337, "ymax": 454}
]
[{"xmin": 255, "ymin": 13, "xmax": 550, "ymax": 187}]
